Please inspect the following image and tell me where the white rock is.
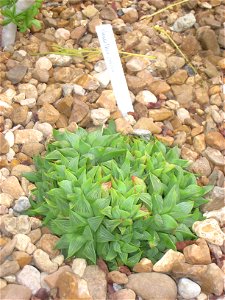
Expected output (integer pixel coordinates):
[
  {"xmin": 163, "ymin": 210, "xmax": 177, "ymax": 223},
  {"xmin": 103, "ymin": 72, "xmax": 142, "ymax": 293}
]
[
  {"xmin": 204, "ymin": 207, "xmax": 225, "ymax": 227},
  {"xmin": 178, "ymin": 278, "xmax": 201, "ymax": 299},
  {"xmin": 20, "ymin": 98, "xmax": 36, "ymax": 108},
  {"xmin": 4, "ymin": 88, "xmax": 17, "ymax": 101},
  {"xmin": 192, "ymin": 218, "xmax": 225, "ymax": 246},
  {"xmin": 3, "ymin": 275, "xmax": 16, "ymax": 283},
  {"xmin": 177, "ymin": 108, "xmax": 190, "ymax": 122},
  {"xmin": 17, "ymin": 265, "xmax": 41, "ymax": 294},
  {"xmin": 15, "ymin": 233, "xmax": 31, "ymax": 251},
  {"xmin": 14, "ymin": 93, "xmax": 26, "ymax": 102},
  {"xmin": 94, "ymin": 60, "xmax": 106, "ymax": 73},
  {"xmin": 4, "ymin": 131, "xmax": 14, "ymax": 147},
  {"xmin": 73, "ymin": 84, "xmax": 86, "ymax": 96},
  {"xmin": 125, "ymin": 115, "xmax": 136, "ymax": 126},
  {"xmin": 172, "ymin": 13, "xmax": 196, "ymax": 32},
  {"xmin": 52, "ymin": 254, "xmax": 64, "ymax": 266},
  {"xmin": 153, "ymin": 249, "xmax": 185, "ymax": 272},
  {"xmin": 90, "ymin": 108, "xmax": 110, "ymax": 126},
  {"xmin": 93, "ymin": 70, "xmax": 110, "ymax": 88},
  {"xmin": 47, "ymin": 54, "xmax": 73, "ymax": 67},
  {"xmin": 18, "ymin": 83, "xmax": 38, "ymax": 99},
  {"xmin": 35, "ymin": 57, "xmax": 52, "ymax": 71},
  {"xmin": 0, "ymin": 193, "xmax": 14, "ymax": 208},
  {"xmin": 33, "ymin": 249, "xmax": 58, "ymax": 273},
  {"xmin": 26, "ymin": 242, "xmax": 37, "ymax": 255},
  {"xmin": 136, "ymin": 90, "xmax": 157, "ymax": 104},
  {"xmin": 126, "ymin": 57, "xmax": 149, "ymax": 72},
  {"xmin": 14, "ymin": 129, "xmax": 43, "ymax": 144},
  {"xmin": 55, "ymin": 28, "xmax": 70, "ymax": 40},
  {"xmin": 72, "ymin": 258, "xmax": 87, "ymax": 277},
  {"xmin": 6, "ymin": 148, "xmax": 15, "ymax": 161},
  {"xmin": 34, "ymin": 122, "xmax": 53, "ymax": 138}
]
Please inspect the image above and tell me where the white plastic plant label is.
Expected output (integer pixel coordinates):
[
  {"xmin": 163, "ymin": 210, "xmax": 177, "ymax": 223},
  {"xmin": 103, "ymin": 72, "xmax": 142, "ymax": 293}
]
[{"xmin": 96, "ymin": 24, "xmax": 134, "ymax": 116}]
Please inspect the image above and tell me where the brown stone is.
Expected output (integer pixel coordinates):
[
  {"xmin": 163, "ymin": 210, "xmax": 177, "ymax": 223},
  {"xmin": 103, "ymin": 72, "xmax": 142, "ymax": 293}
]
[
  {"xmin": 167, "ymin": 70, "xmax": 188, "ymax": 85},
  {"xmin": 205, "ymin": 131, "xmax": 225, "ymax": 151},
  {"xmin": 195, "ymin": 86, "xmax": 209, "ymax": 105},
  {"xmin": 171, "ymin": 84, "xmax": 194, "ymax": 107},
  {"xmin": 55, "ymin": 95, "xmax": 74, "ymax": 117},
  {"xmin": 54, "ymin": 67, "xmax": 75, "ymax": 83},
  {"xmin": 149, "ymin": 108, "xmax": 173, "ymax": 121},
  {"xmin": 76, "ymin": 74, "xmax": 99, "ymax": 90},
  {"xmin": 44, "ymin": 266, "xmax": 72, "ymax": 288},
  {"xmin": 0, "ymin": 260, "xmax": 20, "ymax": 277},
  {"xmin": 153, "ymin": 250, "xmax": 185, "ymax": 273},
  {"xmin": 183, "ymin": 238, "xmax": 212, "ymax": 265},
  {"xmin": 115, "ymin": 118, "xmax": 133, "ymax": 135},
  {"xmin": 0, "ymin": 284, "xmax": 32, "ymax": 300},
  {"xmin": 36, "ymin": 234, "xmax": 60, "ymax": 258},
  {"xmin": 148, "ymin": 80, "xmax": 171, "ymax": 95},
  {"xmin": 22, "ymin": 143, "xmax": 45, "ymax": 156},
  {"xmin": 181, "ymin": 35, "xmax": 201, "ymax": 57},
  {"xmin": 0, "ymin": 176, "xmax": 25, "ymax": 199},
  {"xmin": 108, "ymin": 271, "xmax": 128, "ymax": 284},
  {"xmin": 69, "ymin": 98, "xmax": 89, "ymax": 124},
  {"xmin": 12, "ymin": 251, "xmax": 32, "ymax": 268},
  {"xmin": 96, "ymin": 90, "xmax": 117, "ymax": 112},
  {"xmin": 32, "ymin": 68, "xmax": 49, "ymax": 83},
  {"xmin": 134, "ymin": 102, "xmax": 148, "ymax": 118},
  {"xmin": 38, "ymin": 103, "xmax": 60, "ymax": 124},
  {"xmin": 71, "ymin": 26, "xmax": 86, "ymax": 42},
  {"xmin": 133, "ymin": 117, "xmax": 162, "ymax": 134},
  {"xmin": 193, "ymin": 134, "xmax": 206, "ymax": 153},
  {"xmin": 126, "ymin": 75, "xmax": 146, "ymax": 94},
  {"xmin": 10, "ymin": 104, "xmax": 28, "ymax": 125},
  {"xmin": 155, "ymin": 135, "xmax": 174, "ymax": 146},
  {"xmin": 0, "ymin": 133, "xmax": 9, "ymax": 154},
  {"xmin": 133, "ymin": 258, "xmax": 153, "ymax": 273}
]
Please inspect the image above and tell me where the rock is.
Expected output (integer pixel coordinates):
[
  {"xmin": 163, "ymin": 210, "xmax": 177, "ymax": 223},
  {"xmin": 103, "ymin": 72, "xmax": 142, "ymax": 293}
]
[
  {"xmin": 54, "ymin": 67, "xmax": 76, "ymax": 83},
  {"xmin": 35, "ymin": 57, "xmax": 52, "ymax": 70},
  {"xmin": 0, "ymin": 176, "xmax": 24, "ymax": 199},
  {"xmin": 136, "ymin": 90, "xmax": 157, "ymax": 104},
  {"xmin": 12, "ymin": 251, "xmax": 32, "ymax": 268},
  {"xmin": 149, "ymin": 108, "xmax": 173, "ymax": 121},
  {"xmin": 69, "ymin": 99, "xmax": 89, "ymax": 124},
  {"xmin": 37, "ymin": 103, "xmax": 60, "ymax": 124},
  {"xmin": 94, "ymin": 70, "xmax": 110, "ymax": 88},
  {"xmin": 73, "ymin": 84, "xmax": 86, "ymax": 96},
  {"xmin": 205, "ymin": 131, "xmax": 225, "ymax": 151},
  {"xmin": 33, "ymin": 249, "xmax": 58, "ymax": 273},
  {"xmin": 0, "ymin": 260, "xmax": 20, "ymax": 277},
  {"xmin": 15, "ymin": 233, "xmax": 31, "ymax": 251},
  {"xmin": 22, "ymin": 143, "xmax": 44, "ymax": 156},
  {"xmin": 71, "ymin": 26, "xmax": 86, "ymax": 42},
  {"xmin": 171, "ymin": 84, "xmax": 193, "ymax": 107},
  {"xmin": 204, "ymin": 147, "xmax": 225, "ymax": 166},
  {"xmin": 195, "ymin": 86, "xmax": 209, "ymax": 105},
  {"xmin": 0, "ymin": 238, "xmax": 16, "ymax": 264},
  {"xmin": 133, "ymin": 117, "xmax": 162, "ymax": 134},
  {"xmin": 181, "ymin": 35, "xmax": 201, "ymax": 57},
  {"xmin": 134, "ymin": 102, "xmax": 148, "ymax": 118},
  {"xmin": 13, "ymin": 196, "xmax": 31, "ymax": 213},
  {"xmin": 10, "ymin": 103, "xmax": 28, "ymax": 125},
  {"xmin": 178, "ymin": 278, "xmax": 201, "ymax": 299},
  {"xmin": 56, "ymin": 271, "xmax": 91, "ymax": 300},
  {"xmin": 3, "ymin": 215, "xmax": 31, "ymax": 235},
  {"xmin": 96, "ymin": 90, "xmax": 117, "ymax": 112},
  {"xmin": 176, "ymin": 108, "xmax": 190, "ymax": 123},
  {"xmin": 90, "ymin": 108, "xmax": 110, "ymax": 126},
  {"xmin": 153, "ymin": 250, "xmax": 185, "ymax": 273},
  {"xmin": 0, "ymin": 278, "xmax": 7, "ymax": 289},
  {"xmin": 36, "ymin": 234, "xmax": 60, "ymax": 258},
  {"xmin": 191, "ymin": 157, "xmax": 211, "ymax": 176},
  {"xmin": 149, "ymin": 80, "xmax": 171, "ymax": 95},
  {"xmin": 32, "ymin": 68, "xmax": 49, "ymax": 83},
  {"xmin": 192, "ymin": 218, "xmax": 225, "ymax": 246},
  {"xmin": 155, "ymin": 135, "xmax": 174, "ymax": 146},
  {"xmin": 54, "ymin": 95, "xmax": 74, "ymax": 118},
  {"xmin": 44, "ymin": 266, "xmax": 72, "ymax": 288},
  {"xmin": 17, "ymin": 265, "xmax": 41, "ymax": 294},
  {"xmin": 172, "ymin": 13, "xmax": 196, "ymax": 32},
  {"xmin": 166, "ymin": 56, "xmax": 186, "ymax": 73},
  {"xmin": 14, "ymin": 129, "xmax": 43, "ymax": 144},
  {"xmin": 167, "ymin": 69, "xmax": 188, "ymax": 85},
  {"xmin": 83, "ymin": 265, "xmax": 107, "ymax": 300},
  {"xmin": 183, "ymin": 238, "xmax": 211, "ymax": 265},
  {"xmin": 72, "ymin": 258, "xmax": 87, "ymax": 277},
  {"xmin": 34, "ymin": 122, "xmax": 53, "ymax": 138},
  {"xmin": 201, "ymin": 186, "xmax": 225, "ymax": 212},
  {"xmin": 218, "ymin": 28, "xmax": 225, "ymax": 48},
  {"xmin": 171, "ymin": 262, "xmax": 224, "ymax": 296},
  {"xmin": 100, "ymin": 7, "xmax": 117, "ymax": 20},
  {"xmin": 115, "ymin": 118, "xmax": 133, "ymax": 135},
  {"xmin": 6, "ymin": 65, "xmax": 28, "ymax": 84},
  {"xmin": 133, "ymin": 258, "xmax": 153, "ymax": 273},
  {"xmin": 82, "ymin": 5, "xmax": 98, "ymax": 18},
  {"xmin": 126, "ymin": 57, "xmax": 149, "ymax": 72},
  {"xmin": 108, "ymin": 271, "xmax": 128, "ymax": 285},
  {"xmin": 111, "ymin": 288, "xmax": 136, "ymax": 300},
  {"xmin": 0, "ymin": 284, "xmax": 32, "ymax": 300},
  {"xmin": 76, "ymin": 74, "xmax": 100, "ymax": 91},
  {"xmin": 18, "ymin": 83, "xmax": 38, "ymax": 99},
  {"xmin": 126, "ymin": 75, "xmax": 146, "ymax": 94},
  {"xmin": 204, "ymin": 207, "xmax": 225, "ymax": 227},
  {"xmin": 193, "ymin": 134, "xmax": 206, "ymax": 154},
  {"xmin": 0, "ymin": 133, "xmax": 9, "ymax": 154},
  {"xmin": 197, "ymin": 27, "xmax": 220, "ymax": 55},
  {"xmin": 125, "ymin": 272, "xmax": 177, "ymax": 300},
  {"xmin": 47, "ymin": 54, "xmax": 73, "ymax": 67},
  {"xmin": 55, "ymin": 28, "xmax": 70, "ymax": 40}
]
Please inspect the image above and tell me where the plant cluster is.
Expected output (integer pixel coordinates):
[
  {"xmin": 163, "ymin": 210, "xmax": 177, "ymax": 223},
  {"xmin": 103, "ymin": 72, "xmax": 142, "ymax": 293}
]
[
  {"xmin": 0, "ymin": 0, "xmax": 43, "ymax": 32},
  {"xmin": 24, "ymin": 122, "xmax": 211, "ymax": 269}
]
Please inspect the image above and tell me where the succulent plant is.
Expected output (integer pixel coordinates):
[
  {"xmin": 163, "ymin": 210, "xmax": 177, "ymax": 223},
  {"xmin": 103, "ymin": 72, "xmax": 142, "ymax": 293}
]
[{"xmin": 24, "ymin": 122, "xmax": 211, "ymax": 269}]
